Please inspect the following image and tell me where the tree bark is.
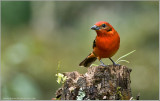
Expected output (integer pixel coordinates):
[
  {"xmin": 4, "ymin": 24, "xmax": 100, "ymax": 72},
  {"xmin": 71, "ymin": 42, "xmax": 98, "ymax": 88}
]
[{"xmin": 55, "ymin": 65, "xmax": 132, "ymax": 100}]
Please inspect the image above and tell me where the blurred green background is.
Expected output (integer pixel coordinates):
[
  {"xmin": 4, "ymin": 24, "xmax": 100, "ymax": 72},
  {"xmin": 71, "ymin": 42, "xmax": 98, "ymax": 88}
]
[{"xmin": 1, "ymin": 1, "xmax": 159, "ymax": 100}]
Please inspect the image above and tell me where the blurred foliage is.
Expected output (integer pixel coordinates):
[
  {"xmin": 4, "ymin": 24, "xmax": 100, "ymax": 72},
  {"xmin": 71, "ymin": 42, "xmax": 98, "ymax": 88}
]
[
  {"xmin": 2, "ymin": 1, "xmax": 30, "ymax": 28},
  {"xmin": 1, "ymin": 1, "xmax": 159, "ymax": 100}
]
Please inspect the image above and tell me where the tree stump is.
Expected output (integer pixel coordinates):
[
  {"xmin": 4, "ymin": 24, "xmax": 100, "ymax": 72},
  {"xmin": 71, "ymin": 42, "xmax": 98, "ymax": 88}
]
[{"xmin": 55, "ymin": 65, "xmax": 132, "ymax": 100}]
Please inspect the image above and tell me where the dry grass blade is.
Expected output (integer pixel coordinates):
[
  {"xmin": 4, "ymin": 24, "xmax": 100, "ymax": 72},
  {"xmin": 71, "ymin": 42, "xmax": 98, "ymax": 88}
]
[{"xmin": 116, "ymin": 50, "xmax": 136, "ymax": 64}]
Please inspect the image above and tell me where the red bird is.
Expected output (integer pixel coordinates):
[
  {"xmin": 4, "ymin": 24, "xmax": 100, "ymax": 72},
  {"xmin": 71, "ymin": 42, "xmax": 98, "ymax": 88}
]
[{"xmin": 79, "ymin": 21, "xmax": 120, "ymax": 67}]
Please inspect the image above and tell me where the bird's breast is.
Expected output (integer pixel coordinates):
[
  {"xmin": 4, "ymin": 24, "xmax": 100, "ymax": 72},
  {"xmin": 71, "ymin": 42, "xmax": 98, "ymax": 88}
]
[{"xmin": 94, "ymin": 34, "xmax": 120, "ymax": 58}]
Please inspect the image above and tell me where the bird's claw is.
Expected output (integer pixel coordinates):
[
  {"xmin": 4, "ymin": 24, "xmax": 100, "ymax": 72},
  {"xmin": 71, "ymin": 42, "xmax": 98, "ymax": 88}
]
[
  {"xmin": 99, "ymin": 63, "xmax": 108, "ymax": 67},
  {"xmin": 113, "ymin": 63, "xmax": 120, "ymax": 66}
]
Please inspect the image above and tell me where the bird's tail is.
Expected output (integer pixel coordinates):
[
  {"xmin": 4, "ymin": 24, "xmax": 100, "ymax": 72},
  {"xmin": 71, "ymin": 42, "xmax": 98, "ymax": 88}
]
[{"xmin": 79, "ymin": 53, "xmax": 97, "ymax": 67}]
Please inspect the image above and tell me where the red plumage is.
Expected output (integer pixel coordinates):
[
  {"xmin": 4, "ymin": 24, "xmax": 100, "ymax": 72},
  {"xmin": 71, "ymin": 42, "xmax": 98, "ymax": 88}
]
[{"xmin": 79, "ymin": 21, "xmax": 120, "ymax": 67}]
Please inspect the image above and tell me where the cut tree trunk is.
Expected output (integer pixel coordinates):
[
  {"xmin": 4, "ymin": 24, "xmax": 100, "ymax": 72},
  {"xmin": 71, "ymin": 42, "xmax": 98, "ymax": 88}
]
[{"xmin": 55, "ymin": 65, "xmax": 132, "ymax": 100}]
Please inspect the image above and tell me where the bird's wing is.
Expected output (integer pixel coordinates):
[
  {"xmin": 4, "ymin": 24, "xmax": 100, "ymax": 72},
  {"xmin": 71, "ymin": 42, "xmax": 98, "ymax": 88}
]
[{"xmin": 92, "ymin": 39, "xmax": 96, "ymax": 49}]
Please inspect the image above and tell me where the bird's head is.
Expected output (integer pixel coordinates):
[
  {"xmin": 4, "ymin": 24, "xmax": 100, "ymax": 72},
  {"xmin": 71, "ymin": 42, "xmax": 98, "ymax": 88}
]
[{"xmin": 91, "ymin": 21, "xmax": 115, "ymax": 36}]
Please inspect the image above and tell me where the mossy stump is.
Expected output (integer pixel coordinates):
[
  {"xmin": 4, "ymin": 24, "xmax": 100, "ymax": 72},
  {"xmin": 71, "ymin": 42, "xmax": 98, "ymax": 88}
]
[{"xmin": 55, "ymin": 65, "xmax": 132, "ymax": 100}]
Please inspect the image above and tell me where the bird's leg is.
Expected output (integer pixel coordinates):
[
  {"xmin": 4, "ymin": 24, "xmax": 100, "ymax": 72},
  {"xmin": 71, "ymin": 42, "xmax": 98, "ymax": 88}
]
[
  {"xmin": 109, "ymin": 58, "xmax": 120, "ymax": 66},
  {"xmin": 99, "ymin": 60, "xmax": 107, "ymax": 67}
]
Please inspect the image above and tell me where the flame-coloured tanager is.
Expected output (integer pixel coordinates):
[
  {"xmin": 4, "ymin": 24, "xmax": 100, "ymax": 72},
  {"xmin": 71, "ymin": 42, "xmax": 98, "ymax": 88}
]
[{"xmin": 79, "ymin": 21, "xmax": 120, "ymax": 67}]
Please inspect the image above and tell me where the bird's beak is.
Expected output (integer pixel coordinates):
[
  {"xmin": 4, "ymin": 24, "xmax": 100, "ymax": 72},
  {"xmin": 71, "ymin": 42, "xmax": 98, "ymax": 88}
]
[{"xmin": 91, "ymin": 25, "xmax": 100, "ymax": 30}]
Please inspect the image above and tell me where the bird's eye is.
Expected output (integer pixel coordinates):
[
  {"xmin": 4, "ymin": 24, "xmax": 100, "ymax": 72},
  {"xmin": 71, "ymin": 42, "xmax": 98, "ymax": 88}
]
[{"xmin": 102, "ymin": 24, "xmax": 106, "ymax": 28}]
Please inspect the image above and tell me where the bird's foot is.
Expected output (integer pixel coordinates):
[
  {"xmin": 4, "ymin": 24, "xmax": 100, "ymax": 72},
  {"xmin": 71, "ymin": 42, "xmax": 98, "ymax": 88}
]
[
  {"xmin": 109, "ymin": 58, "xmax": 121, "ymax": 67},
  {"xmin": 99, "ymin": 60, "xmax": 108, "ymax": 67},
  {"xmin": 99, "ymin": 63, "xmax": 108, "ymax": 67},
  {"xmin": 113, "ymin": 63, "xmax": 120, "ymax": 66}
]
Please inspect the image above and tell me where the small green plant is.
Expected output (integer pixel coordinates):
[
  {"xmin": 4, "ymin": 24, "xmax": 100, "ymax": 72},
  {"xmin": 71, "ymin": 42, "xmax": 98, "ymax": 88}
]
[
  {"xmin": 55, "ymin": 73, "xmax": 67, "ymax": 84},
  {"xmin": 116, "ymin": 86, "xmax": 123, "ymax": 100},
  {"xmin": 116, "ymin": 50, "xmax": 136, "ymax": 64},
  {"xmin": 55, "ymin": 61, "xmax": 67, "ymax": 84}
]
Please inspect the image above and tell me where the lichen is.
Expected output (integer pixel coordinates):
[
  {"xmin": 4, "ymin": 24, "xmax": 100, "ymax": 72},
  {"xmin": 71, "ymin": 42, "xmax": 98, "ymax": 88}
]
[{"xmin": 76, "ymin": 88, "xmax": 86, "ymax": 100}]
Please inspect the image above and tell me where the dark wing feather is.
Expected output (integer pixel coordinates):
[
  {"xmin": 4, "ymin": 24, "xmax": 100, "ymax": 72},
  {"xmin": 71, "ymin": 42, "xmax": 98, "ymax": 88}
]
[
  {"xmin": 79, "ymin": 53, "xmax": 97, "ymax": 67},
  {"xmin": 92, "ymin": 39, "xmax": 96, "ymax": 49}
]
